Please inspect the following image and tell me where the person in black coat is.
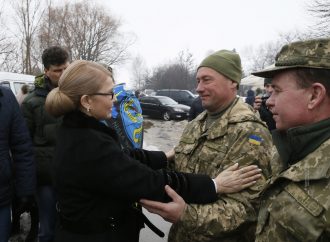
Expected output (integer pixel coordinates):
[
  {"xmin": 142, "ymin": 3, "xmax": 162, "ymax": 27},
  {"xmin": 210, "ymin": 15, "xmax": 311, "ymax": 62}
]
[
  {"xmin": 0, "ymin": 86, "xmax": 36, "ymax": 241},
  {"xmin": 253, "ymin": 78, "xmax": 276, "ymax": 131},
  {"xmin": 45, "ymin": 60, "xmax": 262, "ymax": 242},
  {"xmin": 245, "ymin": 89, "xmax": 255, "ymax": 107}
]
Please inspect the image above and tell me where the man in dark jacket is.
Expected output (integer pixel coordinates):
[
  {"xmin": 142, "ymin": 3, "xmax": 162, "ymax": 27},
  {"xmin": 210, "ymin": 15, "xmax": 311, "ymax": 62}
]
[
  {"xmin": 245, "ymin": 89, "xmax": 255, "ymax": 107},
  {"xmin": 21, "ymin": 46, "xmax": 69, "ymax": 242},
  {"xmin": 0, "ymin": 86, "xmax": 36, "ymax": 242},
  {"xmin": 253, "ymin": 78, "xmax": 276, "ymax": 131}
]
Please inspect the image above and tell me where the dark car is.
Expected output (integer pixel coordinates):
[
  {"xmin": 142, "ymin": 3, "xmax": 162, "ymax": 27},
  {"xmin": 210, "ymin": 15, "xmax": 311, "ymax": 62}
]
[
  {"xmin": 139, "ymin": 96, "xmax": 190, "ymax": 121},
  {"xmin": 155, "ymin": 89, "xmax": 196, "ymax": 107}
]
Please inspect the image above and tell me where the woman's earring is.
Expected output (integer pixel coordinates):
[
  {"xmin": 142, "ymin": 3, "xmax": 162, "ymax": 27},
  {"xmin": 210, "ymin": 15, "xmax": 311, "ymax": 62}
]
[{"xmin": 87, "ymin": 107, "xmax": 90, "ymax": 112}]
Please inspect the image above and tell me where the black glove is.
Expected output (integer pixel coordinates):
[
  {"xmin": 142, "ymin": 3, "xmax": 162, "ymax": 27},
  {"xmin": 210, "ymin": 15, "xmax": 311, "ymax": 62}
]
[{"xmin": 15, "ymin": 195, "xmax": 37, "ymax": 216}]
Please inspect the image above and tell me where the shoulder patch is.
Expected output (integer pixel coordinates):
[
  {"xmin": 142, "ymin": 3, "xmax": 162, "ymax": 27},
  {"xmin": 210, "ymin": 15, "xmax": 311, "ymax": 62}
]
[{"xmin": 248, "ymin": 134, "xmax": 262, "ymax": 145}]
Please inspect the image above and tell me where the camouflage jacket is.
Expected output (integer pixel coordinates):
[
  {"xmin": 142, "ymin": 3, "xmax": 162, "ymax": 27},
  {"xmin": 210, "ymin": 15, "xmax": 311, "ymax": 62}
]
[
  {"xmin": 169, "ymin": 97, "xmax": 273, "ymax": 242},
  {"xmin": 256, "ymin": 119, "xmax": 330, "ymax": 242}
]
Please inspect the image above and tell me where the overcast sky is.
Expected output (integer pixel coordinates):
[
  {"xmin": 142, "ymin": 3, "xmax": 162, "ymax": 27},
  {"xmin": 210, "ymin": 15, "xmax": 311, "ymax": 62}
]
[{"xmin": 95, "ymin": 0, "xmax": 312, "ymax": 87}]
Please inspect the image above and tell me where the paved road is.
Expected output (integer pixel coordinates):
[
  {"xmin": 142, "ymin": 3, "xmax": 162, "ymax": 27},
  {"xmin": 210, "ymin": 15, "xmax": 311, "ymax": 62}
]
[{"xmin": 140, "ymin": 118, "xmax": 187, "ymax": 242}]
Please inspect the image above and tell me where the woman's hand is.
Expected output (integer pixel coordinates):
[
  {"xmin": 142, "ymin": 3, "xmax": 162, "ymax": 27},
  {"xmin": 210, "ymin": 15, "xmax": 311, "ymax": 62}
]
[
  {"xmin": 165, "ymin": 148, "xmax": 175, "ymax": 162},
  {"xmin": 215, "ymin": 163, "xmax": 262, "ymax": 194}
]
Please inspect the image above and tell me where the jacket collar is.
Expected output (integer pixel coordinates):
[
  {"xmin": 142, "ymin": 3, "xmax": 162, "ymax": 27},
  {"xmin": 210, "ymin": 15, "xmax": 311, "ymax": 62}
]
[
  {"xmin": 34, "ymin": 75, "xmax": 55, "ymax": 97},
  {"xmin": 272, "ymin": 118, "xmax": 330, "ymax": 181},
  {"xmin": 63, "ymin": 111, "xmax": 119, "ymax": 139},
  {"xmin": 195, "ymin": 97, "xmax": 266, "ymax": 139}
]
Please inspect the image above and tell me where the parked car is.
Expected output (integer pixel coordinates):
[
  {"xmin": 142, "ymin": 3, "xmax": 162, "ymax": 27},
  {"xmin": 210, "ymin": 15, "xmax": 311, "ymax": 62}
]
[
  {"xmin": 0, "ymin": 72, "xmax": 35, "ymax": 95},
  {"xmin": 143, "ymin": 89, "xmax": 156, "ymax": 96},
  {"xmin": 139, "ymin": 95, "xmax": 190, "ymax": 121},
  {"xmin": 155, "ymin": 89, "xmax": 196, "ymax": 107}
]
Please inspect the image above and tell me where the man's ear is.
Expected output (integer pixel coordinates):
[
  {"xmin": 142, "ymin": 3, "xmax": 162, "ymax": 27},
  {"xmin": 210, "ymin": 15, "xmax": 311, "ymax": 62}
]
[
  {"xmin": 308, "ymin": 83, "xmax": 326, "ymax": 109},
  {"xmin": 230, "ymin": 80, "xmax": 238, "ymax": 89}
]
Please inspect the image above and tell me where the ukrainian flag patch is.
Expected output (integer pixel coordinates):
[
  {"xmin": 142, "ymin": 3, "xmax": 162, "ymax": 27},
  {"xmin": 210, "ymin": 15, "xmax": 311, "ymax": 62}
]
[{"xmin": 248, "ymin": 135, "xmax": 262, "ymax": 145}]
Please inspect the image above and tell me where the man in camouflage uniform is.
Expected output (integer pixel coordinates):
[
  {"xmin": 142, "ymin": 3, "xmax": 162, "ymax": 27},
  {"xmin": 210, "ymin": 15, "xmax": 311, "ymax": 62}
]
[
  {"xmin": 142, "ymin": 50, "xmax": 273, "ymax": 241},
  {"xmin": 252, "ymin": 38, "xmax": 330, "ymax": 241},
  {"xmin": 21, "ymin": 46, "xmax": 69, "ymax": 242}
]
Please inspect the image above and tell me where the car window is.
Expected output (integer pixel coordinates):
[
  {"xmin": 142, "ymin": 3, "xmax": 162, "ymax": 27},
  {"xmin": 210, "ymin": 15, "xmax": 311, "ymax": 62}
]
[
  {"xmin": 169, "ymin": 91, "xmax": 180, "ymax": 100},
  {"xmin": 142, "ymin": 97, "xmax": 152, "ymax": 103},
  {"xmin": 0, "ymin": 81, "xmax": 10, "ymax": 89},
  {"xmin": 179, "ymin": 91, "xmax": 189, "ymax": 99},
  {"xmin": 156, "ymin": 91, "xmax": 166, "ymax": 96},
  {"xmin": 151, "ymin": 98, "xmax": 161, "ymax": 104},
  {"xmin": 141, "ymin": 97, "xmax": 158, "ymax": 105},
  {"xmin": 157, "ymin": 96, "xmax": 178, "ymax": 105}
]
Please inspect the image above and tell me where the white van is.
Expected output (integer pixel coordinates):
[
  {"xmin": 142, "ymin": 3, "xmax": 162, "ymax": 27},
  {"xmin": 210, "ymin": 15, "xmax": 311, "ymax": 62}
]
[{"xmin": 0, "ymin": 71, "xmax": 35, "ymax": 96}]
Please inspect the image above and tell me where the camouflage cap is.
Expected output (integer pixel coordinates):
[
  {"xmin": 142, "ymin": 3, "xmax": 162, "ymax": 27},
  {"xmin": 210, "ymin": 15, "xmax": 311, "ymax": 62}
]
[{"xmin": 252, "ymin": 38, "xmax": 330, "ymax": 78}]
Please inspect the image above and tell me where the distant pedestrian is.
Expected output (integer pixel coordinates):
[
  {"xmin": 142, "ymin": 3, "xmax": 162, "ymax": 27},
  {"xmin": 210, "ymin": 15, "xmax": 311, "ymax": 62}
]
[
  {"xmin": 16, "ymin": 84, "xmax": 30, "ymax": 106},
  {"xmin": 253, "ymin": 78, "xmax": 276, "ymax": 131},
  {"xmin": 245, "ymin": 89, "xmax": 255, "ymax": 106}
]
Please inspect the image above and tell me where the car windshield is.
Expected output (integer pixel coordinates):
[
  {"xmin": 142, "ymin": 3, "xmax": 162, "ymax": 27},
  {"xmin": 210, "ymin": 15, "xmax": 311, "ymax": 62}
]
[{"xmin": 157, "ymin": 96, "xmax": 178, "ymax": 105}]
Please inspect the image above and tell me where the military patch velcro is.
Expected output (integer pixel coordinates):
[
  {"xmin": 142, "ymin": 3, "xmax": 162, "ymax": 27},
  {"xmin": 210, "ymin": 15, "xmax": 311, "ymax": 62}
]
[
  {"xmin": 248, "ymin": 135, "xmax": 262, "ymax": 145},
  {"xmin": 284, "ymin": 183, "xmax": 324, "ymax": 217}
]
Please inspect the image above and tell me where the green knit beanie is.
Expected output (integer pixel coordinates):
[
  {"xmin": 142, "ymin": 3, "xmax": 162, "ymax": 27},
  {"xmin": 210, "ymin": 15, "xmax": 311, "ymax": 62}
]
[{"xmin": 198, "ymin": 50, "xmax": 242, "ymax": 84}]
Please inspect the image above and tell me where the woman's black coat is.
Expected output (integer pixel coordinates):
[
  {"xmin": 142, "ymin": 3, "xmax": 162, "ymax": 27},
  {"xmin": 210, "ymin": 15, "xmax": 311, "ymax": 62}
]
[{"xmin": 53, "ymin": 111, "xmax": 217, "ymax": 242}]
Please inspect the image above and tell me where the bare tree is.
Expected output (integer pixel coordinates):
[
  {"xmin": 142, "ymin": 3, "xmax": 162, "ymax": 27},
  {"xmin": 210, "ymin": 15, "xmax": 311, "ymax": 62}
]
[
  {"xmin": 307, "ymin": 0, "xmax": 330, "ymax": 37},
  {"xmin": 146, "ymin": 50, "xmax": 197, "ymax": 91},
  {"xmin": 131, "ymin": 55, "xmax": 146, "ymax": 90},
  {"xmin": 241, "ymin": 30, "xmax": 313, "ymax": 75},
  {"xmin": 0, "ymin": 1, "xmax": 22, "ymax": 72},
  {"xmin": 38, "ymin": 0, "xmax": 133, "ymax": 66},
  {"xmin": 12, "ymin": 0, "xmax": 44, "ymax": 74},
  {"xmin": 176, "ymin": 50, "xmax": 196, "ymax": 90},
  {"xmin": 241, "ymin": 40, "xmax": 282, "ymax": 75}
]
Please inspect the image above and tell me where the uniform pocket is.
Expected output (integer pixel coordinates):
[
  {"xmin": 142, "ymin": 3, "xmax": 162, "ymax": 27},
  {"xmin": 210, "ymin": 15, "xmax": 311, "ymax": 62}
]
[
  {"xmin": 197, "ymin": 141, "xmax": 228, "ymax": 176},
  {"xmin": 174, "ymin": 140, "xmax": 197, "ymax": 172},
  {"xmin": 175, "ymin": 142, "xmax": 196, "ymax": 155},
  {"xmin": 268, "ymin": 183, "xmax": 325, "ymax": 241}
]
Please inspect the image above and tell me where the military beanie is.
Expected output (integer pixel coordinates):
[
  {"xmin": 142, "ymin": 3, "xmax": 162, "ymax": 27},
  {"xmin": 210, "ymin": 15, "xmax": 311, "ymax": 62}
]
[{"xmin": 198, "ymin": 50, "xmax": 242, "ymax": 84}]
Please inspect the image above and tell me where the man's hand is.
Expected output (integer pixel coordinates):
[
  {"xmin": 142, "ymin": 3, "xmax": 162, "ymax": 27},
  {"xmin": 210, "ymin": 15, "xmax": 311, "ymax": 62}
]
[
  {"xmin": 140, "ymin": 185, "xmax": 186, "ymax": 223},
  {"xmin": 215, "ymin": 163, "xmax": 262, "ymax": 194},
  {"xmin": 253, "ymin": 96, "xmax": 262, "ymax": 111}
]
